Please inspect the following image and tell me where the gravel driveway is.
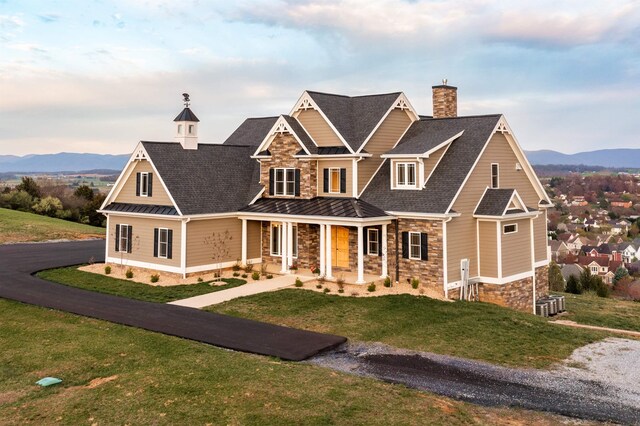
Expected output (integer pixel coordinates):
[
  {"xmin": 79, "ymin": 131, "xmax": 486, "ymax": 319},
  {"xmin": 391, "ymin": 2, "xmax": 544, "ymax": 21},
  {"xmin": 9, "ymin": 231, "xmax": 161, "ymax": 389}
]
[{"xmin": 309, "ymin": 338, "xmax": 640, "ymax": 424}]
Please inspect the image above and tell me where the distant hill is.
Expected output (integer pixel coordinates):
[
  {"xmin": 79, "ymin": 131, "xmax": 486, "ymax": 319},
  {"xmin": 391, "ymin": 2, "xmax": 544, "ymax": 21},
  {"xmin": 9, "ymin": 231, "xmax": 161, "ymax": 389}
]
[
  {"xmin": 525, "ymin": 149, "xmax": 640, "ymax": 168},
  {"xmin": 0, "ymin": 153, "xmax": 129, "ymax": 173}
]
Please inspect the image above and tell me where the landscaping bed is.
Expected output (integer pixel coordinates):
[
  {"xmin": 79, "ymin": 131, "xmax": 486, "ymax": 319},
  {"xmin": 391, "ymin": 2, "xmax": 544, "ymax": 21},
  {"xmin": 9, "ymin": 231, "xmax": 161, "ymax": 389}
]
[{"xmin": 37, "ymin": 266, "xmax": 246, "ymax": 303}]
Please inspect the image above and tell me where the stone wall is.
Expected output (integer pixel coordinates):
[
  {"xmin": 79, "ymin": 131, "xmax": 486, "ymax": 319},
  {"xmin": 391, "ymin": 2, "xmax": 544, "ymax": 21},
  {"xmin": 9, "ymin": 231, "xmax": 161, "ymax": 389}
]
[
  {"xmin": 261, "ymin": 222, "xmax": 319, "ymax": 270},
  {"xmin": 478, "ymin": 276, "xmax": 534, "ymax": 313},
  {"xmin": 259, "ymin": 134, "xmax": 317, "ymax": 199},
  {"xmin": 535, "ymin": 264, "xmax": 550, "ymax": 298}
]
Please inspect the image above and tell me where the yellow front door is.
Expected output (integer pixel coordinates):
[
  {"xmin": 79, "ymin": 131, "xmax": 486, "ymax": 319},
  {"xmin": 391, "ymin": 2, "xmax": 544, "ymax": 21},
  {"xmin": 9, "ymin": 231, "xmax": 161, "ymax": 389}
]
[{"xmin": 332, "ymin": 226, "xmax": 350, "ymax": 268}]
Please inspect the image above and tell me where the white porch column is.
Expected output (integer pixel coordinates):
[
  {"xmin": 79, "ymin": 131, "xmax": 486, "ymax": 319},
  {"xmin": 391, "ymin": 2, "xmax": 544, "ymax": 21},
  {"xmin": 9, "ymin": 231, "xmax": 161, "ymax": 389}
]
[
  {"xmin": 280, "ymin": 221, "xmax": 288, "ymax": 273},
  {"xmin": 319, "ymin": 224, "xmax": 326, "ymax": 276},
  {"xmin": 325, "ymin": 224, "xmax": 333, "ymax": 279},
  {"xmin": 357, "ymin": 225, "xmax": 365, "ymax": 284},
  {"xmin": 381, "ymin": 223, "xmax": 388, "ymax": 278},
  {"xmin": 287, "ymin": 222, "xmax": 294, "ymax": 271},
  {"xmin": 241, "ymin": 219, "xmax": 247, "ymax": 266}
]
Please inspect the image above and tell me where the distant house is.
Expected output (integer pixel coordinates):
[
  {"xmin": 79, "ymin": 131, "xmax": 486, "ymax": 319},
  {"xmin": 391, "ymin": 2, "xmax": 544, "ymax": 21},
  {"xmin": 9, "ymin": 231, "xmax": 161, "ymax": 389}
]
[
  {"xmin": 561, "ymin": 263, "xmax": 583, "ymax": 282},
  {"xmin": 611, "ymin": 201, "xmax": 633, "ymax": 208},
  {"xmin": 550, "ymin": 240, "xmax": 570, "ymax": 262},
  {"xmin": 577, "ymin": 255, "xmax": 624, "ymax": 285}
]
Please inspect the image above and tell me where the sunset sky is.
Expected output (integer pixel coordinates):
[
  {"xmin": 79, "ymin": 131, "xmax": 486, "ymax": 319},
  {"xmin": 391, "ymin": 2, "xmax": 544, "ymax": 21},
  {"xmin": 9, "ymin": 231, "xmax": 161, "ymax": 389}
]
[{"xmin": 1, "ymin": 0, "xmax": 639, "ymax": 156}]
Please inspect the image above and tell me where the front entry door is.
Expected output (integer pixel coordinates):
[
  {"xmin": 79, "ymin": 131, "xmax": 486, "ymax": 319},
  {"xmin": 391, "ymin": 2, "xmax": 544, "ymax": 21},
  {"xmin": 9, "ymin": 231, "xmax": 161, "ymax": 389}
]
[{"xmin": 332, "ymin": 226, "xmax": 350, "ymax": 268}]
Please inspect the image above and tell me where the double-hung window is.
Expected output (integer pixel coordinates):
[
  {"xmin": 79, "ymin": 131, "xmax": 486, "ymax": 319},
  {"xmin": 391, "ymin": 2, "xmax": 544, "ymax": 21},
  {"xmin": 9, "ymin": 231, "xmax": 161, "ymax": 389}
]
[
  {"xmin": 136, "ymin": 172, "xmax": 152, "ymax": 197},
  {"xmin": 491, "ymin": 164, "xmax": 499, "ymax": 188},
  {"xmin": 367, "ymin": 228, "xmax": 379, "ymax": 255},
  {"xmin": 115, "ymin": 224, "xmax": 132, "ymax": 253},
  {"xmin": 329, "ymin": 168, "xmax": 341, "ymax": 194},
  {"xmin": 409, "ymin": 232, "xmax": 421, "ymax": 260},
  {"xmin": 157, "ymin": 228, "xmax": 169, "ymax": 258},
  {"xmin": 274, "ymin": 168, "xmax": 296, "ymax": 196},
  {"xmin": 270, "ymin": 223, "xmax": 298, "ymax": 257},
  {"xmin": 396, "ymin": 162, "xmax": 416, "ymax": 188}
]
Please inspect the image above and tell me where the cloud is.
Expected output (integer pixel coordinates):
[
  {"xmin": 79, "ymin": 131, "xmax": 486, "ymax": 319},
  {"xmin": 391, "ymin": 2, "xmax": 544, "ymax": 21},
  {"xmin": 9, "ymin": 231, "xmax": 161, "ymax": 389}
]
[
  {"xmin": 0, "ymin": 14, "xmax": 24, "ymax": 41},
  {"xmin": 37, "ymin": 14, "xmax": 60, "ymax": 23}
]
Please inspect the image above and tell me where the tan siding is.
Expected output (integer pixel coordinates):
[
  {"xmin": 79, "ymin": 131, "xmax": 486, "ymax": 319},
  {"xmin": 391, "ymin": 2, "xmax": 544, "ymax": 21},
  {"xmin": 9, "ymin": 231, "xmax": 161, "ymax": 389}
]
[
  {"xmin": 478, "ymin": 221, "xmax": 498, "ymax": 278},
  {"xmin": 447, "ymin": 133, "xmax": 542, "ymax": 283},
  {"xmin": 186, "ymin": 218, "xmax": 242, "ymax": 268},
  {"xmin": 247, "ymin": 220, "xmax": 261, "ymax": 259},
  {"xmin": 114, "ymin": 160, "xmax": 173, "ymax": 206},
  {"xmin": 501, "ymin": 219, "xmax": 532, "ymax": 277},
  {"xmin": 533, "ymin": 210, "xmax": 548, "ymax": 262},
  {"xmin": 107, "ymin": 215, "xmax": 181, "ymax": 267},
  {"xmin": 358, "ymin": 109, "xmax": 413, "ymax": 193},
  {"xmin": 296, "ymin": 109, "xmax": 343, "ymax": 147},
  {"xmin": 317, "ymin": 159, "xmax": 353, "ymax": 197}
]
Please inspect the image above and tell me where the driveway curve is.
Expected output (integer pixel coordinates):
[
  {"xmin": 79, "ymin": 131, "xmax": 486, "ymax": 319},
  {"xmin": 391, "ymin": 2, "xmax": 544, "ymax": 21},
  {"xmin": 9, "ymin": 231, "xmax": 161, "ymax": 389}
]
[{"xmin": 0, "ymin": 240, "xmax": 345, "ymax": 361}]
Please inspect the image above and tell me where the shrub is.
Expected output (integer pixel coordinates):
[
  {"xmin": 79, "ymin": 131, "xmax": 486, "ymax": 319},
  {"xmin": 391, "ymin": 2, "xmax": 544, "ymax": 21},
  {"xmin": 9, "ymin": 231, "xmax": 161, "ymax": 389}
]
[
  {"xmin": 104, "ymin": 265, "xmax": 111, "ymax": 275},
  {"xmin": 197, "ymin": 277, "xmax": 203, "ymax": 283},
  {"xmin": 241, "ymin": 273, "xmax": 248, "ymax": 279},
  {"xmin": 294, "ymin": 278, "xmax": 303, "ymax": 287},
  {"xmin": 32, "ymin": 196, "xmax": 63, "ymax": 217},
  {"xmin": 579, "ymin": 268, "xmax": 595, "ymax": 292},
  {"xmin": 9, "ymin": 190, "xmax": 33, "ymax": 211},
  {"xmin": 337, "ymin": 281, "xmax": 344, "ymax": 292},
  {"xmin": 566, "ymin": 275, "xmax": 581, "ymax": 294},
  {"xmin": 338, "ymin": 288, "xmax": 344, "ymax": 294},
  {"xmin": 383, "ymin": 276, "xmax": 391, "ymax": 287},
  {"xmin": 411, "ymin": 278, "xmax": 419, "ymax": 289},
  {"xmin": 290, "ymin": 263, "xmax": 298, "ymax": 271},
  {"xmin": 125, "ymin": 268, "xmax": 133, "ymax": 279},
  {"xmin": 613, "ymin": 266, "xmax": 629, "ymax": 286},
  {"xmin": 367, "ymin": 282, "xmax": 376, "ymax": 292},
  {"xmin": 594, "ymin": 277, "xmax": 610, "ymax": 298},
  {"xmin": 312, "ymin": 266, "xmax": 321, "ymax": 275},
  {"xmin": 317, "ymin": 276, "xmax": 326, "ymax": 284},
  {"xmin": 336, "ymin": 276, "xmax": 345, "ymax": 285},
  {"xmin": 251, "ymin": 271, "xmax": 260, "ymax": 280},
  {"xmin": 266, "ymin": 274, "xmax": 273, "ymax": 279},
  {"xmin": 548, "ymin": 261, "xmax": 565, "ymax": 292},
  {"xmin": 323, "ymin": 287, "xmax": 330, "ymax": 293},
  {"xmin": 244, "ymin": 262, "xmax": 254, "ymax": 273},
  {"xmin": 232, "ymin": 261, "xmax": 241, "ymax": 272},
  {"xmin": 316, "ymin": 284, "xmax": 323, "ymax": 289},
  {"xmin": 150, "ymin": 274, "xmax": 160, "ymax": 283},
  {"xmin": 233, "ymin": 272, "xmax": 240, "ymax": 277}
]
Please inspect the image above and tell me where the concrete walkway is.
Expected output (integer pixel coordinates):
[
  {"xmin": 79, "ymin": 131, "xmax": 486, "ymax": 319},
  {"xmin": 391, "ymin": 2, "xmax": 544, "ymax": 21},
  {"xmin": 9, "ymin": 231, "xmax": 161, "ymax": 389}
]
[{"xmin": 169, "ymin": 274, "xmax": 316, "ymax": 308}]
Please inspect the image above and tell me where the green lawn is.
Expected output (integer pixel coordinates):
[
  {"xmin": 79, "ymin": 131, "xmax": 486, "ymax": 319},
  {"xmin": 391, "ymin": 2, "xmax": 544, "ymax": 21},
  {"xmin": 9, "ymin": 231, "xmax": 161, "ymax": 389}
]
[
  {"xmin": 0, "ymin": 299, "xmax": 577, "ymax": 425},
  {"xmin": 0, "ymin": 208, "xmax": 104, "ymax": 244},
  {"xmin": 37, "ymin": 266, "xmax": 246, "ymax": 303},
  {"xmin": 207, "ymin": 290, "xmax": 606, "ymax": 369},
  {"xmin": 558, "ymin": 292, "xmax": 640, "ymax": 332}
]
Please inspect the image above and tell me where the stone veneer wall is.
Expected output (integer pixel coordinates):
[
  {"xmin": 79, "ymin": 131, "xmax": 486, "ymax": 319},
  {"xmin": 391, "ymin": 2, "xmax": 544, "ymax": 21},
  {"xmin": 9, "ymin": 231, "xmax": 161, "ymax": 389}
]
[
  {"xmin": 476, "ymin": 265, "xmax": 551, "ymax": 313},
  {"xmin": 261, "ymin": 222, "xmax": 319, "ymax": 270},
  {"xmin": 387, "ymin": 219, "xmax": 444, "ymax": 296},
  {"xmin": 259, "ymin": 134, "xmax": 317, "ymax": 199}
]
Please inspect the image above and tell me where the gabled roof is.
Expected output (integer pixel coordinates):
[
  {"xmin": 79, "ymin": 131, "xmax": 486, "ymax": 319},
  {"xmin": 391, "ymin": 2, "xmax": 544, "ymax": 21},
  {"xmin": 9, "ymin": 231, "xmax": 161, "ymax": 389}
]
[
  {"xmin": 361, "ymin": 115, "xmax": 502, "ymax": 214},
  {"xmin": 384, "ymin": 118, "xmax": 464, "ymax": 156},
  {"xmin": 141, "ymin": 142, "xmax": 262, "ymax": 215},
  {"xmin": 173, "ymin": 107, "xmax": 200, "ymax": 122},
  {"xmin": 223, "ymin": 117, "xmax": 278, "ymax": 147},
  {"xmin": 282, "ymin": 115, "xmax": 317, "ymax": 154},
  {"xmin": 240, "ymin": 197, "xmax": 388, "ymax": 219},
  {"xmin": 474, "ymin": 188, "xmax": 529, "ymax": 216},
  {"xmin": 253, "ymin": 115, "xmax": 316, "ymax": 156},
  {"xmin": 306, "ymin": 91, "xmax": 401, "ymax": 152}
]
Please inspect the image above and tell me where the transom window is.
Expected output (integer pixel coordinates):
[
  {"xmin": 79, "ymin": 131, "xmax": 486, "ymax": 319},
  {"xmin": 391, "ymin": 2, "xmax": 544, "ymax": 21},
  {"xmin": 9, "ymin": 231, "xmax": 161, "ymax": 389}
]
[
  {"xmin": 274, "ymin": 168, "xmax": 296, "ymax": 196},
  {"xmin": 270, "ymin": 223, "xmax": 298, "ymax": 257},
  {"xmin": 503, "ymin": 224, "xmax": 517, "ymax": 234},
  {"xmin": 157, "ymin": 228, "xmax": 169, "ymax": 258},
  {"xmin": 396, "ymin": 162, "xmax": 417, "ymax": 188},
  {"xmin": 329, "ymin": 168, "xmax": 341, "ymax": 194},
  {"xmin": 367, "ymin": 228, "xmax": 379, "ymax": 255},
  {"xmin": 491, "ymin": 163, "xmax": 499, "ymax": 188},
  {"xmin": 409, "ymin": 232, "xmax": 421, "ymax": 260},
  {"xmin": 139, "ymin": 172, "xmax": 150, "ymax": 197}
]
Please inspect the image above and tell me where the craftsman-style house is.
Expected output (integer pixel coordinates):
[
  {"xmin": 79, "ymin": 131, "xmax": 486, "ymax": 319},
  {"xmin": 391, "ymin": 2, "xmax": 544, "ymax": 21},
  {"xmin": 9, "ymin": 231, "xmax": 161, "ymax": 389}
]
[{"xmin": 100, "ymin": 85, "xmax": 551, "ymax": 312}]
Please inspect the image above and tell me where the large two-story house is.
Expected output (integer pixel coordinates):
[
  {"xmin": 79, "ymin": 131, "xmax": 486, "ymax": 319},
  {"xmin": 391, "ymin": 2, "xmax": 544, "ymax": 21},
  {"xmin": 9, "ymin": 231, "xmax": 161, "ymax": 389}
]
[{"xmin": 100, "ymin": 84, "xmax": 551, "ymax": 312}]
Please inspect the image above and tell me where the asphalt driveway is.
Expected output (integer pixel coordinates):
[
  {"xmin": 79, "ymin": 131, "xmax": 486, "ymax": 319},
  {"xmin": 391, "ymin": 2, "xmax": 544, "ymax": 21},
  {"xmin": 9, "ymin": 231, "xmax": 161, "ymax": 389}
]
[{"xmin": 0, "ymin": 240, "xmax": 345, "ymax": 361}]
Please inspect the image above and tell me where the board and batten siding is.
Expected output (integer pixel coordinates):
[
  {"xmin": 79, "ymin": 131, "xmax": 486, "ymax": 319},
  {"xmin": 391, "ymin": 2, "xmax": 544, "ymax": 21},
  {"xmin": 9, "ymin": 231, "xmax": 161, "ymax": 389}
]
[
  {"xmin": 296, "ymin": 109, "xmax": 343, "ymax": 147},
  {"xmin": 186, "ymin": 218, "xmax": 261, "ymax": 268},
  {"xmin": 107, "ymin": 215, "xmax": 181, "ymax": 267},
  {"xmin": 501, "ymin": 219, "xmax": 532, "ymax": 277},
  {"xmin": 357, "ymin": 109, "xmax": 413, "ymax": 193},
  {"xmin": 113, "ymin": 160, "xmax": 174, "ymax": 206},
  {"xmin": 317, "ymin": 159, "xmax": 353, "ymax": 197},
  {"xmin": 478, "ymin": 221, "xmax": 498, "ymax": 278},
  {"xmin": 446, "ymin": 133, "xmax": 544, "ymax": 283}
]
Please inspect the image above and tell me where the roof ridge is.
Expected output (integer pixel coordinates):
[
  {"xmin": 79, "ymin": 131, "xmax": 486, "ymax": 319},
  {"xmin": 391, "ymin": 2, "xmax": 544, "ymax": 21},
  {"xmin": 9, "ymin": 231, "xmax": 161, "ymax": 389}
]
[
  {"xmin": 420, "ymin": 113, "xmax": 502, "ymax": 121},
  {"xmin": 307, "ymin": 90, "xmax": 402, "ymax": 99}
]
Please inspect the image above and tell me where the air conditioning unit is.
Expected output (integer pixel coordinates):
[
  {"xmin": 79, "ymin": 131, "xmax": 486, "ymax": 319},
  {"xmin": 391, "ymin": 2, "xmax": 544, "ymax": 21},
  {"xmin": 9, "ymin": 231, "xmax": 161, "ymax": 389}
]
[
  {"xmin": 550, "ymin": 295, "xmax": 566, "ymax": 312},
  {"xmin": 539, "ymin": 297, "xmax": 558, "ymax": 315},
  {"xmin": 536, "ymin": 302, "xmax": 549, "ymax": 317}
]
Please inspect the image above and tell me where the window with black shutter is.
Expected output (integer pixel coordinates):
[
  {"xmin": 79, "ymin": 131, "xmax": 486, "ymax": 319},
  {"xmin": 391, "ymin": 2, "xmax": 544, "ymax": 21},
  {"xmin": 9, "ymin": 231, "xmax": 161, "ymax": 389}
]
[
  {"xmin": 401, "ymin": 231, "xmax": 409, "ymax": 259},
  {"xmin": 340, "ymin": 168, "xmax": 347, "ymax": 193},
  {"xmin": 154, "ymin": 228, "xmax": 172, "ymax": 259},
  {"xmin": 116, "ymin": 224, "xmax": 132, "ymax": 253},
  {"xmin": 271, "ymin": 168, "xmax": 298, "ymax": 196},
  {"xmin": 323, "ymin": 169, "xmax": 329, "ymax": 193}
]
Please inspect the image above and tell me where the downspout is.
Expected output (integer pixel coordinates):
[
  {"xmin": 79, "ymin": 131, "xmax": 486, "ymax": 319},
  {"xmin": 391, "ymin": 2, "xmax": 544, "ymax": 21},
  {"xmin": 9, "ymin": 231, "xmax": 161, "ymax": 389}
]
[
  {"xmin": 395, "ymin": 218, "xmax": 400, "ymax": 284},
  {"xmin": 181, "ymin": 217, "xmax": 191, "ymax": 279}
]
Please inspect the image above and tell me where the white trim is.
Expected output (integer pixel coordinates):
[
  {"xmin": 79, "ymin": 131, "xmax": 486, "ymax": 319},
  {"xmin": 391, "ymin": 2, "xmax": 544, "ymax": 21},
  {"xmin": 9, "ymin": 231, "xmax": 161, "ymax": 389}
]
[
  {"xmin": 474, "ymin": 211, "xmax": 539, "ymax": 220},
  {"xmin": 380, "ymin": 130, "xmax": 463, "ymax": 159},
  {"xmin": 328, "ymin": 167, "xmax": 342, "ymax": 194},
  {"xmin": 472, "ymin": 270, "xmax": 535, "ymax": 285},
  {"xmin": 496, "ymin": 220, "xmax": 502, "ymax": 279},
  {"xmin": 293, "ymin": 153, "xmax": 372, "ymax": 159},
  {"xmin": 180, "ymin": 219, "xmax": 188, "ymax": 278},
  {"xmin": 356, "ymin": 225, "xmax": 365, "ymax": 284},
  {"xmin": 100, "ymin": 142, "xmax": 144, "ymax": 209},
  {"xmin": 241, "ymin": 219, "xmax": 247, "ymax": 266},
  {"xmin": 357, "ymin": 93, "xmax": 419, "ymax": 154},
  {"xmin": 534, "ymin": 259, "xmax": 550, "ymax": 268},
  {"xmin": 490, "ymin": 163, "xmax": 499, "ymax": 189},
  {"xmin": 248, "ymin": 188, "xmax": 265, "ymax": 206},
  {"xmin": 185, "ymin": 258, "xmax": 262, "ymax": 274},
  {"xmin": 442, "ymin": 217, "xmax": 452, "ymax": 297},
  {"xmin": 270, "ymin": 222, "xmax": 282, "ymax": 256},
  {"xmin": 325, "ymin": 224, "xmax": 333, "ymax": 279},
  {"xmin": 381, "ymin": 223, "xmax": 388, "ymax": 278},
  {"xmin": 408, "ymin": 231, "xmax": 421, "ymax": 260},
  {"xmin": 503, "ymin": 190, "xmax": 527, "ymax": 215},
  {"xmin": 476, "ymin": 219, "xmax": 481, "ymax": 277},
  {"xmin": 252, "ymin": 115, "xmax": 312, "ymax": 157},
  {"xmin": 352, "ymin": 158, "xmax": 359, "ymax": 197},
  {"xmin": 367, "ymin": 227, "xmax": 380, "ymax": 256},
  {"xmin": 238, "ymin": 212, "xmax": 393, "ymax": 225},
  {"xmin": 139, "ymin": 172, "xmax": 150, "ymax": 197},
  {"xmin": 503, "ymin": 223, "xmax": 518, "ymax": 234},
  {"xmin": 387, "ymin": 211, "xmax": 460, "ymax": 220},
  {"xmin": 156, "ymin": 227, "xmax": 169, "ymax": 259},
  {"xmin": 423, "ymin": 140, "xmax": 451, "ymax": 187},
  {"xmin": 105, "ymin": 214, "xmax": 110, "ymax": 262},
  {"xmin": 392, "ymin": 161, "xmax": 419, "ymax": 190},
  {"xmin": 142, "ymin": 146, "xmax": 183, "ymax": 216},
  {"xmin": 97, "ymin": 210, "xmax": 184, "ymax": 220},
  {"xmin": 530, "ymin": 216, "xmax": 536, "ymax": 314},
  {"xmin": 320, "ymin": 224, "xmax": 326, "ymax": 275},
  {"xmin": 116, "ymin": 223, "xmax": 131, "ymax": 253},
  {"xmin": 107, "ymin": 256, "xmax": 182, "ymax": 274}
]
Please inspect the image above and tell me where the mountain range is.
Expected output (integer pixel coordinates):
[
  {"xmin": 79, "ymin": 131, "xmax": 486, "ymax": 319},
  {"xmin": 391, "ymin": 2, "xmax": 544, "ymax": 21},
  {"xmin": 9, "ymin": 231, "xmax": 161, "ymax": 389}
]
[{"xmin": 0, "ymin": 148, "xmax": 639, "ymax": 173}]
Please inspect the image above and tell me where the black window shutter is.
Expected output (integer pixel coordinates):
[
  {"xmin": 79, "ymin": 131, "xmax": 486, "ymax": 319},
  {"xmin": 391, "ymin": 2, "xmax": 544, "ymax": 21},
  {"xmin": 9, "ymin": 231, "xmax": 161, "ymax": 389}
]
[
  {"xmin": 363, "ymin": 228, "xmax": 369, "ymax": 254},
  {"xmin": 153, "ymin": 228, "xmax": 158, "ymax": 257},
  {"xmin": 340, "ymin": 168, "xmax": 347, "ymax": 193},
  {"xmin": 420, "ymin": 233, "xmax": 428, "ymax": 260},
  {"xmin": 323, "ymin": 169, "xmax": 329, "ymax": 193},
  {"xmin": 377, "ymin": 225, "xmax": 383, "ymax": 255},
  {"xmin": 127, "ymin": 226, "xmax": 133, "ymax": 253},
  {"xmin": 135, "ymin": 173, "xmax": 141, "ymax": 196},
  {"xmin": 401, "ymin": 232, "xmax": 409, "ymax": 259},
  {"xmin": 167, "ymin": 229, "xmax": 173, "ymax": 259},
  {"xmin": 269, "ymin": 169, "xmax": 275, "ymax": 196},
  {"xmin": 148, "ymin": 173, "xmax": 153, "ymax": 197},
  {"xmin": 115, "ymin": 224, "xmax": 120, "ymax": 252},
  {"xmin": 294, "ymin": 169, "xmax": 301, "ymax": 196}
]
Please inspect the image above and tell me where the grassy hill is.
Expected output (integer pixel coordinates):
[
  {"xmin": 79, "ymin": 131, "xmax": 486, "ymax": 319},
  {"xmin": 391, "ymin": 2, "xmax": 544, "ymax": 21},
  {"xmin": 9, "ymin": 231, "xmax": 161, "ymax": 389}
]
[{"xmin": 0, "ymin": 208, "xmax": 105, "ymax": 244}]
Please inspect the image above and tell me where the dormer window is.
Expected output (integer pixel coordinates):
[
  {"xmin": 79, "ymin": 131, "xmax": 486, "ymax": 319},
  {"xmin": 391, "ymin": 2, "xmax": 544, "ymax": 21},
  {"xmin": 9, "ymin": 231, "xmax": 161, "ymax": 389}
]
[
  {"xmin": 491, "ymin": 163, "xmax": 499, "ymax": 188},
  {"xmin": 396, "ymin": 162, "xmax": 416, "ymax": 188}
]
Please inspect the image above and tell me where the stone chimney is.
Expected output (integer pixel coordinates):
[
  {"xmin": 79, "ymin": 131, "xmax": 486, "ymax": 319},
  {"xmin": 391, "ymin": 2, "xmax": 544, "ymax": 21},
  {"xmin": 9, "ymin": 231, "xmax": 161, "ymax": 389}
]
[
  {"xmin": 174, "ymin": 93, "xmax": 199, "ymax": 150},
  {"xmin": 432, "ymin": 80, "xmax": 457, "ymax": 119}
]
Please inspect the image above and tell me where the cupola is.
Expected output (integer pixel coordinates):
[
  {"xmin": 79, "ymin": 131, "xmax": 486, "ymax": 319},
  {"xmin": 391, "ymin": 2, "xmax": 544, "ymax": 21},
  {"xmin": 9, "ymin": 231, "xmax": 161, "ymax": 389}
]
[{"xmin": 174, "ymin": 93, "xmax": 199, "ymax": 149}]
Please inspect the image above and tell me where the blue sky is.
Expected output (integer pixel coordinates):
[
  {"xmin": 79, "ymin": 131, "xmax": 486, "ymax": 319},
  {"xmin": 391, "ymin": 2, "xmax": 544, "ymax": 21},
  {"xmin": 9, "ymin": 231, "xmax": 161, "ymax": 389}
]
[{"xmin": 1, "ymin": 0, "xmax": 639, "ymax": 156}]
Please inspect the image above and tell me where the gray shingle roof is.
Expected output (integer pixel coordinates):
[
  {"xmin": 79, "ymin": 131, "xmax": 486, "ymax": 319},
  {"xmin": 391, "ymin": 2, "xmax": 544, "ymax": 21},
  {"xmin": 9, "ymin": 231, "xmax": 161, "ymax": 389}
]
[
  {"xmin": 141, "ymin": 142, "xmax": 262, "ymax": 215},
  {"xmin": 361, "ymin": 115, "xmax": 502, "ymax": 214},
  {"xmin": 474, "ymin": 189, "xmax": 517, "ymax": 216},
  {"xmin": 307, "ymin": 91, "xmax": 400, "ymax": 152},
  {"xmin": 173, "ymin": 107, "xmax": 200, "ymax": 122},
  {"xmin": 223, "ymin": 117, "xmax": 278, "ymax": 146},
  {"xmin": 282, "ymin": 115, "xmax": 317, "ymax": 154},
  {"xmin": 103, "ymin": 202, "xmax": 179, "ymax": 216},
  {"xmin": 240, "ymin": 197, "xmax": 388, "ymax": 218},
  {"xmin": 385, "ymin": 119, "xmax": 463, "ymax": 155}
]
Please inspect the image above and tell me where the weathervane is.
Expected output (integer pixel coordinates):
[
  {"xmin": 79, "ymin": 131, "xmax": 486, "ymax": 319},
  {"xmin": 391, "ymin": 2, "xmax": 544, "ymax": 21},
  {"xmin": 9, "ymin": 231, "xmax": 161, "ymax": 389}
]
[{"xmin": 182, "ymin": 93, "xmax": 190, "ymax": 108}]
